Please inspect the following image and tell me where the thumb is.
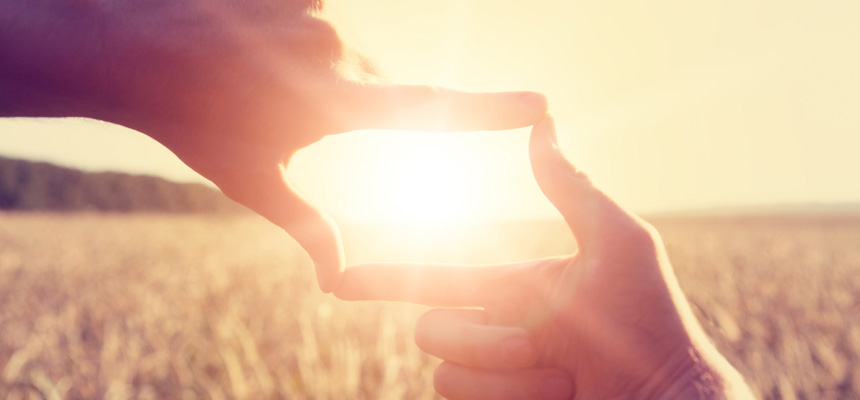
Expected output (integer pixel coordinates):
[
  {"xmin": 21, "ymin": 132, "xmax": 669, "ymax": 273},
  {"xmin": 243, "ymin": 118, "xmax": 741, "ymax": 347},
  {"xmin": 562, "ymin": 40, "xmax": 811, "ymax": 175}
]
[
  {"xmin": 528, "ymin": 116, "xmax": 620, "ymax": 254},
  {"xmin": 215, "ymin": 163, "xmax": 344, "ymax": 293}
]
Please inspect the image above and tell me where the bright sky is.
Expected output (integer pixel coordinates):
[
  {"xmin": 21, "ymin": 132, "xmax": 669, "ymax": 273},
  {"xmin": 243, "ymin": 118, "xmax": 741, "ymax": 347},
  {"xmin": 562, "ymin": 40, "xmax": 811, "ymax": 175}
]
[{"xmin": 2, "ymin": 0, "xmax": 859, "ymax": 223}]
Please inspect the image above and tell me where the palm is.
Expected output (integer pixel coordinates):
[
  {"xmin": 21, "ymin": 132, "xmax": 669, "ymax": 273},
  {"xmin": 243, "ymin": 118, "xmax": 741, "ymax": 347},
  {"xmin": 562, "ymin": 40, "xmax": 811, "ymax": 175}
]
[{"xmin": 498, "ymin": 249, "xmax": 688, "ymax": 399}]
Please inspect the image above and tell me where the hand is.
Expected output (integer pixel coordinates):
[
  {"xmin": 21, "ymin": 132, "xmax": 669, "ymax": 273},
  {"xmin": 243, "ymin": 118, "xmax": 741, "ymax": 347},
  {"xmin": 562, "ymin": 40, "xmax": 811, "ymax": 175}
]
[
  {"xmin": 335, "ymin": 117, "xmax": 754, "ymax": 399},
  {"xmin": 1, "ymin": 0, "xmax": 548, "ymax": 292}
]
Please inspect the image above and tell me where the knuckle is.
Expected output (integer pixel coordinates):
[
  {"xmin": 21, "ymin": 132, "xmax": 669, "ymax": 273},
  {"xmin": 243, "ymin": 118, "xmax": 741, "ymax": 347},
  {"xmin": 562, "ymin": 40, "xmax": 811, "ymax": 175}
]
[
  {"xmin": 622, "ymin": 222, "xmax": 657, "ymax": 248},
  {"xmin": 294, "ymin": 16, "xmax": 344, "ymax": 61},
  {"xmin": 592, "ymin": 197, "xmax": 662, "ymax": 257},
  {"xmin": 605, "ymin": 218, "xmax": 660, "ymax": 256}
]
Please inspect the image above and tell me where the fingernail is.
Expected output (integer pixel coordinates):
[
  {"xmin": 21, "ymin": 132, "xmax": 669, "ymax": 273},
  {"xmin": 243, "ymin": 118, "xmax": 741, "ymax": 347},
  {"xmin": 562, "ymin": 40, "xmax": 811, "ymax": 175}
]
[
  {"xmin": 542, "ymin": 377, "xmax": 574, "ymax": 400},
  {"xmin": 520, "ymin": 92, "xmax": 548, "ymax": 112},
  {"xmin": 545, "ymin": 115, "xmax": 558, "ymax": 146},
  {"xmin": 501, "ymin": 337, "xmax": 534, "ymax": 365}
]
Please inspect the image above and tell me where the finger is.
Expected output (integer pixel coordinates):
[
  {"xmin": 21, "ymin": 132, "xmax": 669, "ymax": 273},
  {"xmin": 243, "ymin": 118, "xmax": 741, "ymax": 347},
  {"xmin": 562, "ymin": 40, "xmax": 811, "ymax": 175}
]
[
  {"xmin": 334, "ymin": 258, "xmax": 563, "ymax": 307},
  {"xmin": 529, "ymin": 116, "xmax": 636, "ymax": 253},
  {"xmin": 433, "ymin": 362, "xmax": 574, "ymax": 400},
  {"xmin": 342, "ymin": 85, "xmax": 549, "ymax": 132},
  {"xmin": 215, "ymin": 163, "xmax": 344, "ymax": 293},
  {"xmin": 416, "ymin": 309, "xmax": 537, "ymax": 369}
]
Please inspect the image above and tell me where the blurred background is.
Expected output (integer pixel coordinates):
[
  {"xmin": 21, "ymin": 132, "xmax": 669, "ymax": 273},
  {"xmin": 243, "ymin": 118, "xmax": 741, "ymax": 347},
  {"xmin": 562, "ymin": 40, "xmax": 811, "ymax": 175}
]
[
  {"xmin": 1, "ymin": 1, "xmax": 859, "ymax": 399},
  {"xmin": 2, "ymin": 0, "xmax": 859, "ymax": 221}
]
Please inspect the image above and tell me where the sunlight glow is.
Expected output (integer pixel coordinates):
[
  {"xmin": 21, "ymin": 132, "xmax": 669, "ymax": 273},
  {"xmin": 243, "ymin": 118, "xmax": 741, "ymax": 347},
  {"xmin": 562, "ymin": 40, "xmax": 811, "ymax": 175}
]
[
  {"xmin": 357, "ymin": 133, "xmax": 486, "ymax": 226},
  {"xmin": 290, "ymin": 128, "xmax": 549, "ymax": 229},
  {"xmin": 4, "ymin": 0, "xmax": 860, "ymax": 222}
]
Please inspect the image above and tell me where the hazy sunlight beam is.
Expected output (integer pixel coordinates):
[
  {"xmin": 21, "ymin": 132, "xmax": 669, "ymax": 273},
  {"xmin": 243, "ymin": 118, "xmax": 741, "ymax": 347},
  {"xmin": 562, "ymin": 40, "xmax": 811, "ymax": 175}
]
[{"xmin": 360, "ymin": 133, "xmax": 486, "ymax": 226}]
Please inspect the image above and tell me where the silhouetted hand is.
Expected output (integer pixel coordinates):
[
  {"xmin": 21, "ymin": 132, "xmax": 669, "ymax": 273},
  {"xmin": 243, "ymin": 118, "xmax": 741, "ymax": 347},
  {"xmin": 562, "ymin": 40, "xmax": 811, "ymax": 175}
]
[
  {"xmin": 1, "ymin": 0, "xmax": 547, "ymax": 292},
  {"xmin": 336, "ymin": 117, "xmax": 754, "ymax": 399}
]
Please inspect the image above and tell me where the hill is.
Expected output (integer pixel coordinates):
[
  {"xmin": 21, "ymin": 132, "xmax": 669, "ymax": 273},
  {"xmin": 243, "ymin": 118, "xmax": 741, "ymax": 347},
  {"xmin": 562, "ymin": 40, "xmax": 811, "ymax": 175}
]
[{"xmin": 0, "ymin": 156, "xmax": 244, "ymax": 213}]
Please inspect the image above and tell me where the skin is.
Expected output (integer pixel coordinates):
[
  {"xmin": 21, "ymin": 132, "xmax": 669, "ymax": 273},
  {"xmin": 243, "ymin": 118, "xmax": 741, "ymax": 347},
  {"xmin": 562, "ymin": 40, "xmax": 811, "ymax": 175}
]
[
  {"xmin": 336, "ymin": 117, "xmax": 755, "ymax": 399},
  {"xmin": 0, "ymin": 0, "xmax": 548, "ymax": 292}
]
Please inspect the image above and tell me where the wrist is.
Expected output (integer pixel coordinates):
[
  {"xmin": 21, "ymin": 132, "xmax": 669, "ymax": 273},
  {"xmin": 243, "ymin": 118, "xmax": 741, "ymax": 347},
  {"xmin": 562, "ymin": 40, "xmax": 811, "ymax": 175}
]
[{"xmin": 650, "ymin": 346, "xmax": 754, "ymax": 400}]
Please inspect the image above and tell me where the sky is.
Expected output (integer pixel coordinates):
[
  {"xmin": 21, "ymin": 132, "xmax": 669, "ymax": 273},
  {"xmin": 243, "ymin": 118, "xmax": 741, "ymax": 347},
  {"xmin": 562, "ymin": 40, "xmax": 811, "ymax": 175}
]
[{"xmin": 2, "ymin": 0, "xmax": 859, "ymax": 223}]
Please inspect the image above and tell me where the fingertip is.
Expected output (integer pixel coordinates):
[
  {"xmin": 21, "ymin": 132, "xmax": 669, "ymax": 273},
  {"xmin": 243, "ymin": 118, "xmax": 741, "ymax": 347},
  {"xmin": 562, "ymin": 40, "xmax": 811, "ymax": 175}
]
[
  {"xmin": 331, "ymin": 265, "xmax": 360, "ymax": 299},
  {"xmin": 433, "ymin": 361, "xmax": 452, "ymax": 394},
  {"xmin": 315, "ymin": 260, "xmax": 344, "ymax": 293},
  {"xmin": 214, "ymin": 163, "xmax": 346, "ymax": 294},
  {"xmin": 518, "ymin": 91, "xmax": 550, "ymax": 120},
  {"xmin": 433, "ymin": 361, "xmax": 463, "ymax": 398},
  {"xmin": 529, "ymin": 115, "xmax": 575, "ymax": 184},
  {"xmin": 446, "ymin": 89, "xmax": 548, "ymax": 131},
  {"xmin": 545, "ymin": 114, "xmax": 559, "ymax": 146},
  {"xmin": 491, "ymin": 90, "xmax": 549, "ymax": 129},
  {"xmin": 530, "ymin": 115, "xmax": 559, "ymax": 152},
  {"xmin": 332, "ymin": 264, "xmax": 400, "ymax": 300},
  {"xmin": 303, "ymin": 217, "xmax": 345, "ymax": 293}
]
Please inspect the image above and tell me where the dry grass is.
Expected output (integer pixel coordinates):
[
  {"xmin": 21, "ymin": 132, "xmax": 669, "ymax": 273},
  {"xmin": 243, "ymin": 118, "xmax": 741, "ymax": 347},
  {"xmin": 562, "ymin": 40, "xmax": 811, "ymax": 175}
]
[
  {"xmin": 0, "ymin": 213, "xmax": 438, "ymax": 400},
  {"xmin": 658, "ymin": 215, "xmax": 860, "ymax": 400},
  {"xmin": 0, "ymin": 212, "xmax": 858, "ymax": 399}
]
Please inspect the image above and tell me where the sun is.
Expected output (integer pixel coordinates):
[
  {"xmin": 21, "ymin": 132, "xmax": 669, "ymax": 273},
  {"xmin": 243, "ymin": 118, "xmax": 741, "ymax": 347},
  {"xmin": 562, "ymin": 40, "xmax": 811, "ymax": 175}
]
[
  {"xmin": 357, "ymin": 132, "xmax": 487, "ymax": 226},
  {"xmin": 289, "ymin": 129, "xmax": 541, "ymax": 229}
]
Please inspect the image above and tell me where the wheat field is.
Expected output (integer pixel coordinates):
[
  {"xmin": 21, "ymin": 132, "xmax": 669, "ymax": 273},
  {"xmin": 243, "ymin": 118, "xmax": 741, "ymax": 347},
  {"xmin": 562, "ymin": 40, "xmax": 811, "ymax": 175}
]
[{"xmin": 0, "ymin": 212, "xmax": 858, "ymax": 399}]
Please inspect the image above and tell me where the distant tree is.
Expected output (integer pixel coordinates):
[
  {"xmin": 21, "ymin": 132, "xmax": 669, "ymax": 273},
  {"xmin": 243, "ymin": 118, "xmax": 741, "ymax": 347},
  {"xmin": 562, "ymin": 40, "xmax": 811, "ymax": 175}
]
[{"xmin": 0, "ymin": 156, "xmax": 244, "ymax": 213}]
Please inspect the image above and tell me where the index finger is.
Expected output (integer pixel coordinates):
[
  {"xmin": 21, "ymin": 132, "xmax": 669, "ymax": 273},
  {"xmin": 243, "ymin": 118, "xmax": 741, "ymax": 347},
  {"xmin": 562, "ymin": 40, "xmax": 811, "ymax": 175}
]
[
  {"xmin": 334, "ymin": 258, "xmax": 564, "ymax": 307},
  {"xmin": 341, "ymin": 85, "xmax": 549, "ymax": 133}
]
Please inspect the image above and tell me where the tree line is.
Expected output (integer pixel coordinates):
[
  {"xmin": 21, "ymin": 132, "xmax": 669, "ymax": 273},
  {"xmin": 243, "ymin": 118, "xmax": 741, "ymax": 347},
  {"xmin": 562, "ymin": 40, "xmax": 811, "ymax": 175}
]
[{"xmin": 0, "ymin": 156, "xmax": 244, "ymax": 213}]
